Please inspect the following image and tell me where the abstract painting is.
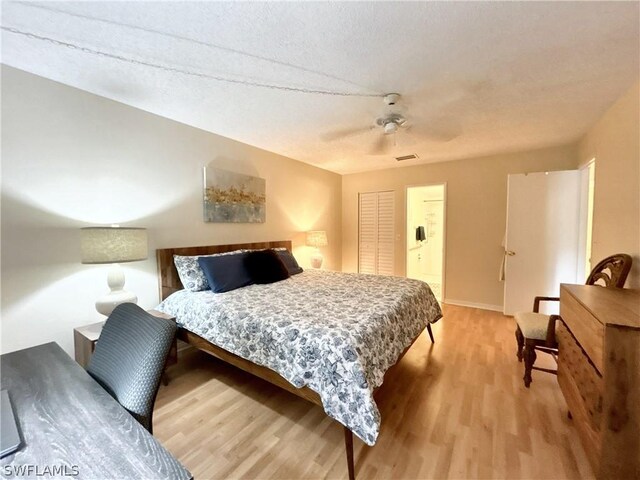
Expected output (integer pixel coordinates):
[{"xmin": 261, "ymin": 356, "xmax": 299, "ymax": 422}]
[{"xmin": 203, "ymin": 167, "xmax": 266, "ymax": 223}]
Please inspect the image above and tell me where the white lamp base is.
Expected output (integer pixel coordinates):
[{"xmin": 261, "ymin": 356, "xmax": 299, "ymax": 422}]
[
  {"xmin": 96, "ymin": 264, "xmax": 138, "ymax": 316},
  {"xmin": 310, "ymin": 250, "xmax": 324, "ymax": 269}
]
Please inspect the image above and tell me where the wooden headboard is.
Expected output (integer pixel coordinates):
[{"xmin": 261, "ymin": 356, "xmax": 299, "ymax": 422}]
[{"xmin": 156, "ymin": 240, "xmax": 292, "ymax": 301}]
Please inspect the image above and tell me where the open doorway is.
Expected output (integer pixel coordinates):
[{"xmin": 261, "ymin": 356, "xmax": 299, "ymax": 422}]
[
  {"xmin": 577, "ymin": 160, "xmax": 596, "ymax": 282},
  {"xmin": 406, "ymin": 184, "xmax": 446, "ymax": 302}
]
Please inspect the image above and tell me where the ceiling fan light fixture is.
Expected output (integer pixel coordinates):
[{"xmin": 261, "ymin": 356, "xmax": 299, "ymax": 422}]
[{"xmin": 384, "ymin": 121, "xmax": 398, "ymax": 134}]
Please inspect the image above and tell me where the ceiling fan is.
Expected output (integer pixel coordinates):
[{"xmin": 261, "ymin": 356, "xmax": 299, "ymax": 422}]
[{"xmin": 321, "ymin": 93, "xmax": 461, "ymax": 155}]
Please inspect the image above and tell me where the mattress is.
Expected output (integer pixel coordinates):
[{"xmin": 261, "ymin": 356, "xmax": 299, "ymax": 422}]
[{"xmin": 156, "ymin": 269, "xmax": 442, "ymax": 445}]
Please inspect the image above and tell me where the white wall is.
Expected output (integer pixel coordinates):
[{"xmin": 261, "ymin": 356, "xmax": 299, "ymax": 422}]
[
  {"xmin": 578, "ymin": 81, "xmax": 640, "ymax": 288},
  {"xmin": 1, "ymin": 66, "xmax": 342, "ymax": 355},
  {"xmin": 406, "ymin": 188, "xmax": 422, "ymax": 279},
  {"xmin": 422, "ymin": 201, "xmax": 444, "ymax": 278}
]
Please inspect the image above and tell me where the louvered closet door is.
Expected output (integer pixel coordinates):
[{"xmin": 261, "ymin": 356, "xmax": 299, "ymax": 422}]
[
  {"xmin": 358, "ymin": 191, "xmax": 395, "ymax": 275},
  {"xmin": 358, "ymin": 192, "xmax": 378, "ymax": 274},
  {"xmin": 376, "ymin": 191, "xmax": 395, "ymax": 276}
]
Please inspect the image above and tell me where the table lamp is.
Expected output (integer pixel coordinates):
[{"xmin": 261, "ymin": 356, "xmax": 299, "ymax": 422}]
[
  {"xmin": 306, "ymin": 230, "xmax": 328, "ymax": 269},
  {"xmin": 81, "ymin": 226, "xmax": 148, "ymax": 316}
]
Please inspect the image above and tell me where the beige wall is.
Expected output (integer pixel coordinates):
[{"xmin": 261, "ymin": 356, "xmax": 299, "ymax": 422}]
[
  {"xmin": 578, "ymin": 81, "xmax": 640, "ymax": 288},
  {"xmin": 3, "ymin": 66, "xmax": 636, "ymax": 358},
  {"xmin": 1, "ymin": 66, "xmax": 341, "ymax": 355},
  {"xmin": 342, "ymin": 145, "xmax": 579, "ymax": 309}
]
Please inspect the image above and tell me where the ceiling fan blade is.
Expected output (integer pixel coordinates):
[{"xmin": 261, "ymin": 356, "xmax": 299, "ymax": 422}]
[
  {"xmin": 321, "ymin": 125, "xmax": 374, "ymax": 142},
  {"xmin": 369, "ymin": 134, "xmax": 392, "ymax": 155}
]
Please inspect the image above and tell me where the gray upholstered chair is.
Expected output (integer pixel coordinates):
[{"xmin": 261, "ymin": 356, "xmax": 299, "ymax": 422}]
[
  {"xmin": 87, "ymin": 303, "xmax": 177, "ymax": 433},
  {"xmin": 514, "ymin": 253, "xmax": 632, "ymax": 388}
]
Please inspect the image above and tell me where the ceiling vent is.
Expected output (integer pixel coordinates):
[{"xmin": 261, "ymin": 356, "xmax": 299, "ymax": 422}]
[{"xmin": 395, "ymin": 154, "xmax": 419, "ymax": 162}]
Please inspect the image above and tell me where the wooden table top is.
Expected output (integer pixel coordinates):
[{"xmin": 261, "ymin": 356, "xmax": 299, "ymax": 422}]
[
  {"xmin": 0, "ymin": 342, "xmax": 191, "ymax": 479},
  {"xmin": 560, "ymin": 284, "xmax": 640, "ymax": 329}
]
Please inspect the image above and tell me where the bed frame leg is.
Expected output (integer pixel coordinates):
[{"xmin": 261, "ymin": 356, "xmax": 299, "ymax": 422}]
[
  {"xmin": 344, "ymin": 426, "xmax": 355, "ymax": 480},
  {"xmin": 427, "ymin": 324, "xmax": 435, "ymax": 343}
]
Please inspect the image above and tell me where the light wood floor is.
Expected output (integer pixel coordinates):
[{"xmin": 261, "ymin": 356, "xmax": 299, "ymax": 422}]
[{"xmin": 154, "ymin": 305, "xmax": 594, "ymax": 479}]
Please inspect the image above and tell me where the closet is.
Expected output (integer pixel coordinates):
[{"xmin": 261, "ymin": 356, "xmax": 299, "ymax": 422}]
[{"xmin": 358, "ymin": 191, "xmax": 394, "ymax": 275}]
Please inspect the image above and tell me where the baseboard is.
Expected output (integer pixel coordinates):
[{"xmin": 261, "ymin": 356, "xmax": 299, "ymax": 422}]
[{"xmin": 443, "ymin": 298, "xmax": 504, "ymax": 313}]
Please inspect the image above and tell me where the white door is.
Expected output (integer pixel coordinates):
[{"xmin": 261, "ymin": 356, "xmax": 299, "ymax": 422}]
[
  {"xmin": 503, "ymin": 171, "xmax": 581, "ymax": 315},
  {"xmin": 358, "ymin": 192, "xmax": 378, "ymax": 275},
  {"xmin": 358, "ymin": 191, "xmax": 395, "ymax": 275},
  {"xmin": 376, "ymin": 191, "xmax": 395, "ymax": 276}
]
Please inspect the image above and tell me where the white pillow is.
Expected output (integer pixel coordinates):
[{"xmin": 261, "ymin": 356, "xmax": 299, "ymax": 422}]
[{"xmin": 174, "ymin": 249, "xmax": 247, "ymax": 291}]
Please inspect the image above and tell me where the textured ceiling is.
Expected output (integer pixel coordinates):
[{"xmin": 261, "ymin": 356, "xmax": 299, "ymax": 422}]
[{"xmin": 2, "ymin": 1, "xmax": 638, "ymax": 174}]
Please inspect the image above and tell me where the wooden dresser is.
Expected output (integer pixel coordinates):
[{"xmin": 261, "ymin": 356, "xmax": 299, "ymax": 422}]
[{"xmin": 558, "ymin": 284, "xmax": 639, "ymax": 479}]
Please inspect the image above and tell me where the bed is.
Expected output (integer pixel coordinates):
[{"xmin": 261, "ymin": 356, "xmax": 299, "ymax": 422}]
[{"xmin": 156, "ymin": 241, "xmax": 442, "ymax": 479}]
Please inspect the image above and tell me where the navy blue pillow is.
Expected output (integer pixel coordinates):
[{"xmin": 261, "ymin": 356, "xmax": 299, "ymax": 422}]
[
  {"xmin": 276, "ymin": 250, "xmax": 303, "ymax": 275},
  {"xmin": 198, "ymin": 253, "xmax": 253, "ymax": 293},
  {"xmin": 244, "ymin": 249, "xmax": 290, "ymax": 284}
]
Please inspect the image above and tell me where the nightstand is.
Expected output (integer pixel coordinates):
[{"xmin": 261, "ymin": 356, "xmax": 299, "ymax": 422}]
[
  {"xmin": 73, "ymin": 310, "xmax": 178, "ymax": 380},
  {"xmin": 74, "ymin": 320, "xmax": 106, "ymax": 368}
]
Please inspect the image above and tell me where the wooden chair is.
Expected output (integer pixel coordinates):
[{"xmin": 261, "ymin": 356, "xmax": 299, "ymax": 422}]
[{"xmin": 514, "ymin": 253, "xmax": 632, "ymax": 388}]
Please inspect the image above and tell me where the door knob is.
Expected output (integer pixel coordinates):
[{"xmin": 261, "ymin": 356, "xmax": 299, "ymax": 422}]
[{"xmin": 506, "ymin": 250, "xmax": 516, "ymax": 256}]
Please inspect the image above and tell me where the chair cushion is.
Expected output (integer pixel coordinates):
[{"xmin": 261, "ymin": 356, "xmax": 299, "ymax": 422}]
[{"xmin": 514, "ymin": 311, "xmax": 551, "ymax": 340}]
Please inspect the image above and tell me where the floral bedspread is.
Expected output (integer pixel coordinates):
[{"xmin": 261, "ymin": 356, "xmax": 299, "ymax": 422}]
[{"xmin": 156, "ymin": 269, "xmax": 442, "ymax": 445}]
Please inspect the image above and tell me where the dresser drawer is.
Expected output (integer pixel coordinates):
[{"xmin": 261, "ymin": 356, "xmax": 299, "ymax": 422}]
[
  {"xmin": 557, "ymin": 320, "xmax": 603, "ymax": 473},
  {"xmin": 560, "ymin": 288, "xmax": 604, "ymax": 373},
  {"xmin": 557, "ymin": 284, "xmax": 640, "ymax": 480},
  {"xmin": 557, "ymin": 321, "xmax": 604, "ymax": 429}
]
